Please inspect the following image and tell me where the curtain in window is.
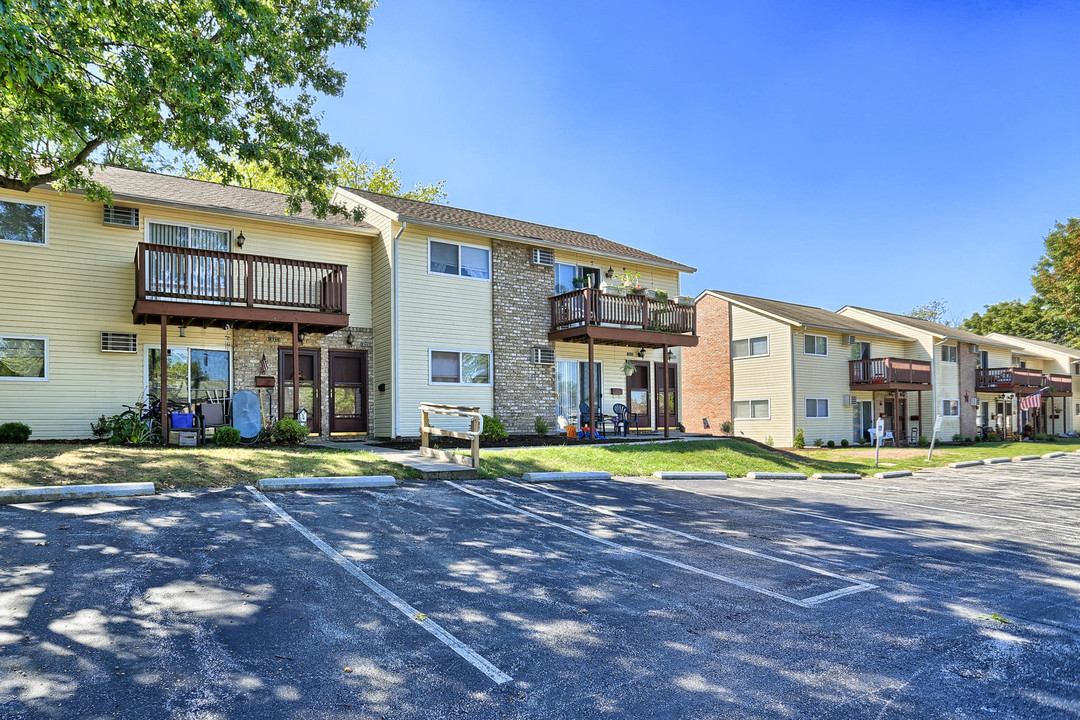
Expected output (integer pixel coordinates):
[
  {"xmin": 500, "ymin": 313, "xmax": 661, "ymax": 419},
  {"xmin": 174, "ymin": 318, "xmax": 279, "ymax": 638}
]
[
  {"xmin": 460, "ymin": 246, "xmax": 489, "ymax": 279},
  {"xmin": 461, "ymin": 352, "xmax": 490, "ymax": 383},
  {"xmin": 0, "ymin": 338, "xmax": 45, "ymax": 377},
  {"xmin": 430, "ymin": 242, "xmax": 458, "ymax": 275},
  {"xmin": 431, "ymin": 351, "xmax": 460, "ymax": 383},
  {"xmin": 149, "ymin": 223, "xmax": 189, "ymax": 247}
]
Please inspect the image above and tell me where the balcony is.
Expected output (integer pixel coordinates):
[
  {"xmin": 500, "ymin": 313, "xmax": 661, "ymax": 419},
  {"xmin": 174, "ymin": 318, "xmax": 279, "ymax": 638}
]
[
  {"xmin": 548, "ymin": 288, "xmax": 698, "ymax": 348},
  {"xmin": 975, "ymin": 367, "xmax": 1045, "ymax": 393},
  {"xmin": 132, "ymin": 242, "xmax": 349, "ymax": 331},
  {"xmin": 1046, "ymin": 373, "xmax": 1073, "ymax": 396},
  {"xmin": 849, "ymin": 358, "xmax": 932, "ymax": 391}
]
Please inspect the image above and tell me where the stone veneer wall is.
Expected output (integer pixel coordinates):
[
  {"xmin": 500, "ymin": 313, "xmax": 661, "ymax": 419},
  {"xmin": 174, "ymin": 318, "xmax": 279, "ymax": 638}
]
[
  {"xmin": 681, "ymin": 294, "xmax": 731, "ymax": 435},
  {"xmin": 231, "ymin": 326, "xmax": 374, "ymax": 438},
  {"xmin": 491, "ymin": 239, "xmax": 558, "ymax": 433},
  {"xmin": 958, "ymin": 341, "xmax": 978, "ymax": 440}
]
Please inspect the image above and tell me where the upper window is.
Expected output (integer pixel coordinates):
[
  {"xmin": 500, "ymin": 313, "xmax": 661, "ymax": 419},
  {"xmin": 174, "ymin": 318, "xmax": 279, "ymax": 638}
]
[
  {"xmin": 554, "ymin": 263, "xmax": 601, "ymax": 294},
  {"xmin": 978, "ymin": 350, "xmax": 989, "ymax": 369},
  {"xmin": 430, "ymin": 350, "xmax": 491, "ymax": 385},
  {"xmin": 732, "ymin": 336, "xmax": 769, "ymax": 359},
  {"xmin": 429, "ymin": 240, "xmax": 490, "ymax": 280},
  {"xmin": 940, "ymin": 345, "xmax": 957, "ymax": 363},
  {"xmin": 942, "ymin": 399, "xmax": 960, "ymax": 416},
  {"xmin": 805, "ymin": 398, "xmax": 829, "ymax": 418},
  {"xmin": 804, "ymin": 334, "xmax": 828, "ymax": 356},
  {"xmin": 0, "ymin": 198, "xmax": 47, "ymax": 246},
  {"xmin": 733, "ymin": 399, "xmax": 770, "ymax": 419},
  {"xmin": 0, "ymin": 336, "xmax": 47, "ymax": 380}
]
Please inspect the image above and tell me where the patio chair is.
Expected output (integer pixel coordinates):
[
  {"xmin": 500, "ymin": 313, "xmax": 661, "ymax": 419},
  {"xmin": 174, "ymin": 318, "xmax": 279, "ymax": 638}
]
[
  {"xmin": 196, "ymin": 402, "xmax": 228, "ymax": 444},
  {"xmin": 578, "ymin": 402, "xmax": 610, "ymax": 438},
  {"xmin": 612, "ymin": 403, "xmax": 639, "ymax": 436}
]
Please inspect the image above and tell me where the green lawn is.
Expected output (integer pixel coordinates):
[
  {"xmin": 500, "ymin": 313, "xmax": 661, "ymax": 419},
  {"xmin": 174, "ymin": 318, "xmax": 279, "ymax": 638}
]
[
  {"xmin": 472, "ymin": 438, "xmax": 1080, "ymax": 479},
  {"xmin": 0, "ymin": 443, "xmax": 420, "ymax": 490}
]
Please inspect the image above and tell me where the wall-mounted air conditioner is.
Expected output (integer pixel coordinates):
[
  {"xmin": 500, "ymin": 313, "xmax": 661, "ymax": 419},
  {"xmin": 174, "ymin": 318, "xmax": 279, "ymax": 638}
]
[
  {"xmin": 530, "ymin": 347, "xmax": 555, "ymax": 364},
  {"xmin": 103, "ymin": 205, "xmax": 140, "ymax": 228},
  {"xmin": 531, "ymin": 248, "xmax": 554, "ymax": 266},
  {"xmin": 101, "ymin": 332, "xmax": 138, "ymax": 353}
]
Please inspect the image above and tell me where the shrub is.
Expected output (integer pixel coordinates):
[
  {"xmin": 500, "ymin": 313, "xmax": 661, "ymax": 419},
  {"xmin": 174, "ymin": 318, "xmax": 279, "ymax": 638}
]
[
  {"xmin": 1034, "ymin": 432, "xmax": 1049, "ymax": 442},
  {"xmin": 813, "ymin": 438, "xmax": 823, "ymax": 447},
  {"xmin": 951, "ymin": 433, "xmax": 962, "ymax": 443},
  {"xmin": 271, "ymin": 418, "xmax": 308, "ymax": 445},
  {"xmin": 827, "ymin": 439, "xmax": 836, "ymax": 448},
  {"xmin": 0, "ymin": 422, "xmax": 32, "ymax": 444},
  {"xmin": 793, "ymin": 427, "xmax": 805, "ymax": 449},
  {"xmin": 481, "ymin": 415, "xmax": 509, "ymax": 443},
  {"xmin": 90, "ymin": 415, "xmax": 111, "ymax": 440},
  {"xmin": 840, "ymin": 439, "xmax": 849, "ymax": 447},
  {"xmin": 534, "ymin": 415, "xmax": 549, "ymax": 436},
  {"xmin": 918, "ymin": 435, "xmax": 928, "ymax": 446},
  {"xmin": 963, "ymin": 437, "xmax": 972, "ymax": 443},
  {"xmin": 215, "ymin": 426, "xmax": 241, "ymax": 446},
  {"xmin": 720, "ymin": 420, "xmax": 733, "ymax": 435},
  {"xmin": 764, "ymin": 435, "xmax": 774, "ymax": 446}
]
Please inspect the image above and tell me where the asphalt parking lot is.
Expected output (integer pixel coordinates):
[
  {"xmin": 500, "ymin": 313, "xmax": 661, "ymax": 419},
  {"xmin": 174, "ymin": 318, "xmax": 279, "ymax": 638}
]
[{"xmin": 2, "ymin": 457, "xmax": 1080, "ymax": 719}]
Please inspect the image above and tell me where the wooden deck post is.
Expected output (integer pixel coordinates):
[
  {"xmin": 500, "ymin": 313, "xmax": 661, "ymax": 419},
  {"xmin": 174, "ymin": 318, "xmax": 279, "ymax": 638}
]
[
  {"xmin": 588, "ymin": 335, "xmax": 596, "ymax": 438},
  {"xmin": 292, "ymin": 322, "xmax": 300, "ymax": 420},
  {"xmin": 160, "ymin": 315, "xmax": 168, "ymax": 443},
  {"xmin": 663, "ymin": 344, "xmax": 670, "ymax": 439}
]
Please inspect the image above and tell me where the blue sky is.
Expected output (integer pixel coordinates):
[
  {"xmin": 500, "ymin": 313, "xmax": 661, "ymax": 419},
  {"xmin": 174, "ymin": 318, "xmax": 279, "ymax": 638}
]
[{"xmin": 320, "ymin": 0, "xmax": 1080, "ymax": 320}]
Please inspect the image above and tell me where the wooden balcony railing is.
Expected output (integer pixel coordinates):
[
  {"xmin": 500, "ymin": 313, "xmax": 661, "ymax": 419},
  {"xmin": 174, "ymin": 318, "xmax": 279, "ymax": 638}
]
[
  {"xmin": 849, "ymin": 357, "xmax": 932, "ymax": 387},
  {"xmin": 135, "ymin": 242, "xmax": 347, "ymax": 314},
  {"xmin": 975, "ymin": 367, "xmax": 1044, "ymax": 391},
  {"xmin": 1047, "ymin": 373, "xmax": 1072, "ymax": 394},
  {"xmin": 549, "ymin": 288, "xmax": 696, "ymax": 335}
]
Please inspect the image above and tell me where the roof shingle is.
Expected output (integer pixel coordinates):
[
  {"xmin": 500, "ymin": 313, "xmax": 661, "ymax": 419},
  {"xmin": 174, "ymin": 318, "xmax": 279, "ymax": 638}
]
[{"xmin": 706, "ymin": 291, "xmax": 914, "ymax": 340}]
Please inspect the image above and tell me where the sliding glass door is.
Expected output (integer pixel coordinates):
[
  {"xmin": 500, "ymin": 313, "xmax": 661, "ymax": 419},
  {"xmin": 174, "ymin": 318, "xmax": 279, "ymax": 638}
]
[{"xmin": 555, "ymin": 360, "xmax": 602, "ymax": 428}]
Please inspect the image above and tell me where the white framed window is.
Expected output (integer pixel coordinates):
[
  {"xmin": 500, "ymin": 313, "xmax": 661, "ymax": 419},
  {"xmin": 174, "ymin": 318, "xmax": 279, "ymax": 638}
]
[
  {"xmin": 429, "ymin": 349, "xmax": 492, "ymax": 385},
  {"xmin": 428, "ymin": 239, "xmax": 491, "ymax": 280},
  {"xmin": 940, "ymin": 345, "xmax": 957, "ymax": 363},
  {"xmin": 145, "ymin": 346, "xmax": 232, "ymax": 403},
  {"xmin": 146, "ymin": 219, "xmax": 231, "ymax": 250},
  {"xmin": 554, "ymin": 262, "xmax": 601, "ymax": 294},
  {"xmin": 978, "ymin": 350, "xmax": 989, "ymax": 369},
  {"xmin": 0, "ymin": 197, "xmax": 48, "ymax": 247},
  {"xmin": 804, "ymin": 334, "xmax": 828, "ymax": 356},
  {"xmin": 732, "ymin": 336, "xmax": 769, "ymax": 359},
  {"xmin": 805, "ymin": 398, "xmax": 829, "ymax": 418},
  {"xmin": 942, "ymin": 399, "xmax": 959, "ymax": 416},
  {"xmin": 733, "ymin": 399, "xmax": 770, "ymax": 419},
  {"xmin": 1074, "ymin": 403, "xmax": 1079, "ymax": 415},
  {"xmin": 0, "ymin": 335, "xmax": 48, "ymax": 381}
]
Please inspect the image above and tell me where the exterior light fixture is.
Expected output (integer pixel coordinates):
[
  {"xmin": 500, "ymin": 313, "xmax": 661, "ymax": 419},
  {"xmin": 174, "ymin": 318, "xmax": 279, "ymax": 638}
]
[
  {"xmin": 637, "ymin": 348, "xmax": 646, "ymax": 358},
  {"xmin": 667, "ymin": 350, "xmax": 676, "ymax": 362},
  {"xmin": 297, "ymin": 332, "xmax": 305, "ymax": 344},
  {"xmin": 236, "ymin": 231, "xmax": 246, "ymax": 249},
  {"xmin": 605, "ymin": 267, "xmax": 615, "ymax": 279},
  {"xmin": 179, "ymin": 325, "xmax": 186, "ymax": 338},
  {"xmin": 346, "ymin": 331, "xmax": 355, "ymax": 345}
]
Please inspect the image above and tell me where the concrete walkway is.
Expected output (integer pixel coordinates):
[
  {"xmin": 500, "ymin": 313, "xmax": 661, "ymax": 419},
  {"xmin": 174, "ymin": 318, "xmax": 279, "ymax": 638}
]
[{"xmin": 309, "ymin": 440, "xmax": 478, "ymax": 480}]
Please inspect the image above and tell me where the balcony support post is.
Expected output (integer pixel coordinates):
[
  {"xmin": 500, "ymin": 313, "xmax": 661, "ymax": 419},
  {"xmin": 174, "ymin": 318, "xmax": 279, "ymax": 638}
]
[
  {"xmin": 292, "ymin": 322, "xmax": 300, "ymax": 421},
  {"xmin": 663, "ymin": 343, "xmax": 670, "ymax": 439},
  {"xmin": 587, "ymin": 335, "xmax": 596, "ymax": 439},
  {"xmin": 160, "ymin": 315, "xmax": 168, "ymax": 443}
]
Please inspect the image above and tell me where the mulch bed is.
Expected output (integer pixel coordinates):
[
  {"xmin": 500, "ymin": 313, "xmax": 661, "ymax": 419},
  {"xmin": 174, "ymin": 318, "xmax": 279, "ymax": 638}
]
[{"xmin": 370, "ymin": 434, "xmax": 682, "ymax": 451}]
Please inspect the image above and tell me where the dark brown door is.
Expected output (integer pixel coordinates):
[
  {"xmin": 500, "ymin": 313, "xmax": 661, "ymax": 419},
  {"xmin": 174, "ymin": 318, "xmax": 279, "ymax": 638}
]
[
  {"xmin": 654, "ymin": 363, "xmax": 678, "ymax": 429},
  {"xmin": 329, "ymin": 350, "xmax": 368, "ymax": 434},
  {"xmin": 884, "ymin": 395, "xmax": 906, "ymax": 443},
  {"xmin": 626, "ymin": 362, "xmax": 651, "ymax": 429},
  {"xmin": 279, "ymin": 348, "xmax": 320, "ymax": 434}
]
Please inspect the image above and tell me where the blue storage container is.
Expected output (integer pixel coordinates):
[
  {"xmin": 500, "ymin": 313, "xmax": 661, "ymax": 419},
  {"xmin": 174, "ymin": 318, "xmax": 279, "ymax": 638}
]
[{"xmin": 170, "ymin": 412, "xmax": 195, "ymax": 429}]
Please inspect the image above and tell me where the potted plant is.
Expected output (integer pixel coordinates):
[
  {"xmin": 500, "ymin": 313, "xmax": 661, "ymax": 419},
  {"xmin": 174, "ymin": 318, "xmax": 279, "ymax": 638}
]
[
  {"xmin": 676, "ymin": 295, "xmax": 694, "ymax": 306},
  {"xmin": 572, "ymin": 276, "xmax": 586, "ymax": 289},
  {"xmin": 622, "ymin": 360, "xmax": 637, "ymax": 377},
  {"xmin": 654, "ymin": 289, "xmax": 669, "ymax": 303},
  {"xmin": 601, "ymin": 281, "xmax": 626, "ymax": 296}
]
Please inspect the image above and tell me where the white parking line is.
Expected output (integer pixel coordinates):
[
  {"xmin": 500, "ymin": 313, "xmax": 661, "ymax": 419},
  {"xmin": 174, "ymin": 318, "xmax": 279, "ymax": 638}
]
[
  {"xmin": 496, "ymin": 477, "xmax": 876, "ymax": 590},
  {"xmin": 446, "ymin": 481, "xmax": 874, "ymax": 609},
  {"xmin": 245, "ymin": 486, "xmax": 512, "ymax": 685}
]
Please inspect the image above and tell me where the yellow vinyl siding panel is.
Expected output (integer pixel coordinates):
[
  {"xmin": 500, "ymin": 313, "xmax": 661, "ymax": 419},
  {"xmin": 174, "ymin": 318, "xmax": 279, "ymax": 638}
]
[
  {"xmin": 730, "ymin": 306, "xmax": 793, "ymax": 446},
  {"xmin": 795, "ymin": 330, "xmax": 856, "ymax": 444},
  {"xmin": 552, "ymin": 250, "xmax": 681, "ymax": 297}
]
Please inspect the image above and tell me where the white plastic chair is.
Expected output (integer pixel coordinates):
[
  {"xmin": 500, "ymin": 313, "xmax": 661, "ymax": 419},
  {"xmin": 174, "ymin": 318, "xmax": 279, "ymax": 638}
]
[{"xmin": 867, "ymin": 428, "xmax": 896, "ymax": 446}]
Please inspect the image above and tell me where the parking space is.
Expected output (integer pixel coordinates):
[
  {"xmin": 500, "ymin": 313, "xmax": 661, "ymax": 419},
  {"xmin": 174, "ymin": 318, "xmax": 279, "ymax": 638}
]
[{"xmin": 2, "ymin": 457, "xmax": 1079, "ymax": 719}]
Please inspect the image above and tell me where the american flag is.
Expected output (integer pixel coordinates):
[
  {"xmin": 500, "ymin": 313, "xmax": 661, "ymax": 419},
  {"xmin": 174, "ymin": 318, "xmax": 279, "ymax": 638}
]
[{"xmin": 1019, "ymin": 388, "xmax": 1046, "ymax": 411}]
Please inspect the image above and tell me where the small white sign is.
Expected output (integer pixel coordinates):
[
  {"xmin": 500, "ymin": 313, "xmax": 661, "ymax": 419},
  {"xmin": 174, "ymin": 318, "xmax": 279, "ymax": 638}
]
[
  {"xmin": 933, "ymin": 415, "xmax": 943, "ymax": 432},
  {"xmin": 875, "ymin": 418, "xmax": 885, "ymax": 435}
]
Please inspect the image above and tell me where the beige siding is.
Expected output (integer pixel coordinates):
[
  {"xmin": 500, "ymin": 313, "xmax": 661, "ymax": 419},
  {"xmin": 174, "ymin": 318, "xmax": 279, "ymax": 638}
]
[
  {"xmin": 552, "ymin": 249, "xmax": 681, "ymax": 298},
  {"xmin": 368, "ymin": 212, "xmax": 395, "ymax": 437},
  {"xmin": 730, "ymin": 306, "xmax": 793, "ymax": 446},
  {"xmin": 0, "ymin": 189, "xmax": 372, "ymax": 439}
]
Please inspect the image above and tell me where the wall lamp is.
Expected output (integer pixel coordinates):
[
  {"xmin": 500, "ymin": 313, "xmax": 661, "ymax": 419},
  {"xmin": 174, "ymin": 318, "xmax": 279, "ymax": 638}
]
[{"xmin": 236, "ymin": 231, "xmax": 246, "ymax": 249}]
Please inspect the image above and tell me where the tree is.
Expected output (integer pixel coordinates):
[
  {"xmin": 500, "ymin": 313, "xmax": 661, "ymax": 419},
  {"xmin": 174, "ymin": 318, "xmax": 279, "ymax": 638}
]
[
  {"xmin": 908, "ymin": 299, "xmax": 957, "ymax": 326},
  {"xmin": 0, "ymin": 0, "xmax": 373, "ymax": 218},
  {"xmin": 962, "ymin": 297, "xmax": 1079, "ymax": 347},
  {"xmin": 1032, "ymin": 219, "xmax": 1080, "ymax": 321}
]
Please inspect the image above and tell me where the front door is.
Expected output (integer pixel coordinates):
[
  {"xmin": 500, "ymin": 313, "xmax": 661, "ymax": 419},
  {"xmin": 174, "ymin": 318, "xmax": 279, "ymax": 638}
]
[
  {"xmin": 279, "ymin": 348, "xmax": 320, "ymax": 434},
  {"xmin": 883, "ymin": 395, "xmax": 907, "ymax": 443},
  {"xmin": 626, "ymin": 361, "xmax": 651, "ymax": 429},
  {"xmin": 855, "ymin": 400, "xmax": 874, "ymax": 443},
  {"xmin": 654, "ymin": 363, "xmax": 678, "ymax": 429},
  {"xmin": 329, "ymin": 350, "xmax": 368, "ymax": 434}
]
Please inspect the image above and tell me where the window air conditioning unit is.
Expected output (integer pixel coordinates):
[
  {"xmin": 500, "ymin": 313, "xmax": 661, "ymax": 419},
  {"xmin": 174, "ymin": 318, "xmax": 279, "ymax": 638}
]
[
  {"xmin": 100, "ymin": 332, "xmax": 138, "ymax": 353},
  {"xmin": 103, "ymin": 205, "xmax": 140, "ymax": 228},
  {"xmin": 842, "ymin": 394, "xmax": 857, "ymax": 406},
  {"xmin": 531, "ymin": 248, "xmax": 555, "ymax": 266},
  {"xmin": 841, "ymin": 335, "xmax": 855, "ymax": 346},
  {"xmin": 970, "ymin": 344, "xmax": 979, "ymax": 354},
  {"xmin": 530, "ymin": 347, "xmax": 555, "ymax": 365}
]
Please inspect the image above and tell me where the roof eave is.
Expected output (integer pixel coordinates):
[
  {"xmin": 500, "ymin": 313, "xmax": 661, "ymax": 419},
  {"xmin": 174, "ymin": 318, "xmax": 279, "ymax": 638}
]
[{"xmin": 703, "ymin": 292, "xmax": 910, "ymax": 340}]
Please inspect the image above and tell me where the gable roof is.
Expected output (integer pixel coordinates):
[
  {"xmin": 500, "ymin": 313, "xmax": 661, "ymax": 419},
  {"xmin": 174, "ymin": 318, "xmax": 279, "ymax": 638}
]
[
  {"xmin": 341, "ymin": 188, "xmax": 695, "ymax": 272},
  {"xmin": 703, "ymin": 291, "xmax": 912, "ymax": 340},
  {"xmin": 67, "ymin": 166, "xmax": 377, "ymax": 233},
  {"xmin": 987, "ymin": 333, "xmax": 1080, "ymax": 359},
  {"xmin": 840, "ymin": 306, "xmax": 1021, "ymax": 349}
]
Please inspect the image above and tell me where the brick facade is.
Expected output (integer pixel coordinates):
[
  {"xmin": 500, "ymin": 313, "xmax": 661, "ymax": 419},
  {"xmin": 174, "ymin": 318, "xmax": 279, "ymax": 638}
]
[
  {"xmin": 231, "ymin": 326, "xmax": 374, "ymax": 438},
  {"xmin": 490, "ymin": 239, "xmax": 558, "ymax": 433},
  {"xmin": 681, "ymin": 294, "xmax": 731, "ymax": 435},
  {"xmin": 959, "ymin": 341, "xmax": 978, "ymax": 440}
]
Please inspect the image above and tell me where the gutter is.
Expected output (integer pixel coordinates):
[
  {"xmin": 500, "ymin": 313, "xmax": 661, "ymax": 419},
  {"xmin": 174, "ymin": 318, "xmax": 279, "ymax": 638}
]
[{"xmin": 392, "ymin": 221, "xmax": 407, "ymax": 437}]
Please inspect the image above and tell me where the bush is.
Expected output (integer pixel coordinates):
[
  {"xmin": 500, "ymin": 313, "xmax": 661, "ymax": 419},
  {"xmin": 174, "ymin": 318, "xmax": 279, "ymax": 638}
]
[
  {"xmin": 764, "ymin": 435, "xmax": 774, "ymax": 447},
  {"xmin": 793, "ymin": 427, "xmax": 805, "ymax": 449},
  {"xmin": 481, "ymin": 415, "xmax": 509, "ymax": 443},
  {"xmin": 0, "ymin": 422, "xmax": 32, "ymax": 444},
  {"xmin": 840, "ymin": 439, "xmax": 849, "ymax": 447},
  {"xmin": 720, "ymin": 420, "xmax": 733, "ymax": 435},
  {"xmin": 90, "ymin": 415, "xmax": 111, "ymax": 440},
  {"xmin": 534, "ymin": 415, "xmax": 549, "ymax": 436},
  {"xmin": 951, "ymin": 433, "xmax": 962, "ymax": 443},
  {"xmin": 963, "ymin": 437, "xmax": 972, "ymax": 443},
  {"xmin": 826, "ymin": 440, "xmax": 835, "ymax": 448},
  {"xmin": 215, "ymin": 426, "xmax": 241, "ymax": 446},
  {"xmin": 271, "ymin": 418, "xmax": 308, "ymax": 445},
  {"xmin": 813, "ymin": 438, "xmax": 823, "ymax": 447},
  {"xmin": 918, "ymin": 435, "xmax": 928, "ymax": 446},
  {"xmin": 1035, "ymin": 432, "xmax": 1049, "ymax": 442}
]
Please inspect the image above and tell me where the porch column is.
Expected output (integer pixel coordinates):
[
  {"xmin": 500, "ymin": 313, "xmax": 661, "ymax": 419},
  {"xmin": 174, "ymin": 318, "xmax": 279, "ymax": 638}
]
[
  {"xmin": 663, "ymin": 344, "xmax": 670, "ymax": 439},
  {"xmin": 292, "ymin": 322, "xmax": 300, "ymax": 420},
  {"xmin": 917, "ymin": 390, "xmax": 922, "ymax": 440},
  {"xmin": 892, "ymin": 391, "xmax": 899, "ymax": 444},
  {"xmin": 587, "ymin": 336, "xmax": 596, "ymax": 438},
  {"xmin": 160, "ymin": 315, "xmax": 168, "ymax": 442}
]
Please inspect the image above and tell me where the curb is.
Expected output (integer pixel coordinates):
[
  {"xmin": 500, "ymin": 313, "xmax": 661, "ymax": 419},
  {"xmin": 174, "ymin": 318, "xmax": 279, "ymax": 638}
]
[
  {"xmin": 256, "ymin": 476, "xmax": 397, "ymax": 491},
  {"xmin": 0, "ymin": 482, "xmax": 156, "ymax": 506},
  {"xmin": 1042, "ymin": 451, "xmax": 1066, "ymax": 459},
  {"xmin": 873, "ymin": 470, "xmax": 913, "ymax": 479},
  {"xmin": 811, "ymin": 473, "xmax": 863, "ymax": 480},
  {"xmin": 746, "ymin": 472, "xmax": 807, "ymax": 480},
  {"xmin": 521, "ymin": 471, "xmax": 611, "ymax": 482},
  {"xmin": 982, "ymin": 457, "xmax": 1012, "ymax": 464},
  {"xmin": 652, "ymin": 471, "xmax": 728, "ymax": 480},
  {"xmin": 948, "ymin": 461, "xmax": 983, "ymax": 469},
  {"xmin": 1012, "ymin": 455, "xmax": 1041, "ymax": 462}
]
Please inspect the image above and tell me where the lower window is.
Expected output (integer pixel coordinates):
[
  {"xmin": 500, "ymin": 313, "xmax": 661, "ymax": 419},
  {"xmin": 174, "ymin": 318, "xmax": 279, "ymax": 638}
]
[
  {"xmin": 147, "ymin": 347, "xmax": 231, "ymax": 403},
  {"xmin": 0, "ymin": 335, "xmax": 47, "ymax": 380},
  {"xmin": 805, "ymin": 398, "xmax": 829, "ymax": 418},
  {"xmin": 429, "ymin": 349, "xmax": 491, "ymax": 384},
  {"xmin": 942, "ymin": 399, "xmax": 959, "ymax": 417},
  {"xmin": 733, "ymin": 399, "xmax": 770, "ymax": 419}
]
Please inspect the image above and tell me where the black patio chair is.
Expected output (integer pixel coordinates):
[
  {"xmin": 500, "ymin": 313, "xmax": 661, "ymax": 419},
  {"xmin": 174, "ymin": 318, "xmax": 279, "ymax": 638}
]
[
  {"xmin": 612, "ymin": 403, "xmax": 639, "ymax": 436},
  {"xmin": 578, "ymin": 402, "xmax": 611, "ymax": 437}
]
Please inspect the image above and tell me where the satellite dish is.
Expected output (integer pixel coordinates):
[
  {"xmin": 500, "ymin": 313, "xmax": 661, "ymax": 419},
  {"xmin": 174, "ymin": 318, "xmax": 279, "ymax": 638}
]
[{"xmin": 232, "ymin": 390, "xmax": 263, "ymax": 439}]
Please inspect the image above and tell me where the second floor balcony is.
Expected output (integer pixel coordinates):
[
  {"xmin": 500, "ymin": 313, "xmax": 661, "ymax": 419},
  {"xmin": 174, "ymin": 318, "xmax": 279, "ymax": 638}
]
[
  {"xmin": 1046, "ymin": 373, "xmax": 1073, "ymax": 396},
  {"xmin": 548, "ymin": 288, "xmax": 698, "ymax": 348},
  {"xmin": 849, "ymin": 357, "xmax": 933, "ymax": 391},
  {"xmin": 132, "ymin": 242, "xmax": 349, "ymax": 331},
  {"xmin": 975, "ymin": 367, "xmax": 1045, "ymax": 393}
]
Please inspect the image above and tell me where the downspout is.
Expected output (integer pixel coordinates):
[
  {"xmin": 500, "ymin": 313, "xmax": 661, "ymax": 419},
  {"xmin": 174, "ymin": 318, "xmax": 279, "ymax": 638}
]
[
  {"xmin": 792, "ymin": 326, "xmax": 805, "ymax": 446},
  {"xmin": 931, "ymin": 337, "xmax": 948, "ymax": 442},
  {"xmin": 392, "ymin": 221, "xmax": 407, "ymax": 437}
]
